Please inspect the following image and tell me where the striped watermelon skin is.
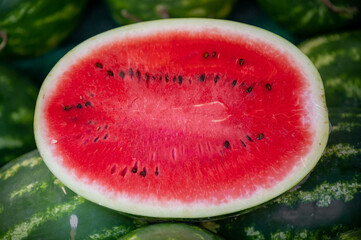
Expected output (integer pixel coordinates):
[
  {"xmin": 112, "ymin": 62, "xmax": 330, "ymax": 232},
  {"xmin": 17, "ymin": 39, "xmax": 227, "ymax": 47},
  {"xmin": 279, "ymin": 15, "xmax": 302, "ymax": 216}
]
[
  {"xmin": 299, "ymin": 31, "xmax": 361, "ymax": 108},
  {"xmin": 0, "ymin": 0, "xmax": 87, "ymax": 58},
  {"xmin": 0, "ymin": 65, "xmax": 38, "ymax": 167},
  {"xmin": 105, "ymin": 0, "xmax": 236, "ymax": 25},
  {"xmin": 0, "ymin": 151, "xmax": 146, "ymax": 239},
  {"xmin": 119, "ymin": 223, "xmax": 223, "ymax": 240},
  {"xmin": 256, "ymin": 0, "xmax": 361, "ymax": 36},
  {"xmin": 200, "ymin": 108, "xmax": 361, "ymax": 239}
]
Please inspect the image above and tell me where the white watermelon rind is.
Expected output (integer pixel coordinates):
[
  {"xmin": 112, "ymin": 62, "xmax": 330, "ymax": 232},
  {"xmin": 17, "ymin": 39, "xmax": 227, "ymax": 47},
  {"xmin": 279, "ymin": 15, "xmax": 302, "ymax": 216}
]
[{"xmin": 34, "ymin": 18, "xmax": 329, "ymax": 219}]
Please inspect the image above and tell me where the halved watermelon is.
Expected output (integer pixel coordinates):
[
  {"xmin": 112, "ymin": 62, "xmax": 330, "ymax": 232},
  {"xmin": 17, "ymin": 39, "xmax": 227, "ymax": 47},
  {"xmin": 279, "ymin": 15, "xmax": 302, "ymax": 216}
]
[{"xmin": 34, "ymin": 19, "xmax": 329, "ymax": 219}]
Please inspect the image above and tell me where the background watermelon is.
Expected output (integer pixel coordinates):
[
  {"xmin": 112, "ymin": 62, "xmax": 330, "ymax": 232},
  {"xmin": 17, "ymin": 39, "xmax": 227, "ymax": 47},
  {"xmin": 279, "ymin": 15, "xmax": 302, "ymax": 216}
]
[
  {"xmin": 0, "ymin": 0, "xmax": 88, "ymax": 58},
  {"xmin": 299, "ymin": 31, "xmax": 361, "ymax": 108},
  {"xmin": 200, "ymin": 107, "xmax": 361, "ymax": 239},
  {"xmin": 0, "ymin": 150, "xmax": 146, "ymax": 239},
  {"xmin": 105, "ymin": 0, "xmax": 237, "ymax": 25},
  {"xmin": 256, "ymin": 0, "xmax": 361, "ymax": 36},
  {"xmin": 0, "ymin": 65, "xmax": 38, "ymax": 167},
  {"xmin": 119, "ymin": 223, "xmax": 223, "ymax": 240}
]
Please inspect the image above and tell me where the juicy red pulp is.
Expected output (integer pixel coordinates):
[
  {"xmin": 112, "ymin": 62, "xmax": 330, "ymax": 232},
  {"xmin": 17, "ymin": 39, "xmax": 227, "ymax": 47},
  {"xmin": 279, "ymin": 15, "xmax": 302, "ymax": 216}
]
[{"xmin": 45, "ymin": 31, "xmax": 313, "ymax": 203}]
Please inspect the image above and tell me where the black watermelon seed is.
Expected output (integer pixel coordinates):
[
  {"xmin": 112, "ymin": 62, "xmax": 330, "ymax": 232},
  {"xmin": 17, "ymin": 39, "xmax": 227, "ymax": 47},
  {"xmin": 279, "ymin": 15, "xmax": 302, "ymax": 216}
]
[
  {"xmin": 239, "ymin": 59, "xmax": 244, "ymax": 65},
  {"xmin": 63, "ymin": 106, "xmax": 72, "ymax": 111},
  {"xmin": 129, "ymin": 68, "xmax": 133, "ymax": 77},
  {"xmin": 178, "ymin": 76, "xmax": 182, "ymax": 84},
  {"xmin": 132, "ymin": 167, "xmax": 137, "ymax": 173},
  {"xmin": 257, "ymin": 133, "xmax": 264, "ymax": 140},
  {"xmin": 153, "ymin": 75, "xmax": 156, "ymax": 80},
  {"xmin": 107, "ymin": 70, "xmax": 114, "ymax": 77},
  {"xmin": 94, "ymin": 137, "xmax": 99, "ymax": 143},
  {"xmin": 140, "ymin": 168, "xmax": 147, "ymax": 177},
  {"xmin": 104, "ymin": 125, "xmax": 108, "ymax": 129},
  {"xmin": 203, "ymin": 52, "xmax": 209, "ymax": 58},
  {"xmin": 199, "ymin": 74, "xmax": 205, "ymax": 82},
  {"xmin": 214, "ymin": 75, "xmax": 219, "ymax": 83},
  {"xmin": 110, "ymin": 165, "xmax": 117, "ymax": 175},
  {"xmin": 155, "ymin": 167, "xmax": 159, "ymax": 176},
  {"xmin": 120, "ymin": 167, "xmax": 127, "ymax": 177},
  {"xmin": 173, "ymin": 76, "xmax": 176, "ymax": 82},
  {"xmin": 104, "ymin": 134, "xmax": 108, "ymax": 140},
  {"xmin": 76, "ymin": 104, "xmax": 82, "ymax": 109},
  {"xmin": 95, "ymin": 62, "xmax": 103, "ymax": 69},
  {"xmin": 166, "ymin": 75, "xmax": 169, "ymax": 82},
  {"xmin": 146, "ymin": 73, "xmax": 150, "ymax": 80},
  {"xmin": 136, "ymin": 70, "xmax": 140, "ymax": 79},
  {"xmin": 246, "ymin": 135, "xmax": 253, "ymax": 142},
  {"xmin": 266, "ymin": 83, "xmax": 272, "ymax": 91},
  {"xmin": 240, "ymin": 140, "xmax": 246, "ymax": 147},
  {"xmin": 212, "ymin": 52, "xmax": 217, "ymax": 57},
  {"xmin": 232, "ymin": 80, "xmax": 237, "ymax": 88},
  {"xmin": 119, "ymin": 71, "xmax": 125, "ymax": 79},
  {"xmin": 246, "ymin": 87, "xmax": 253, "ymax": 93},
  {"xmin": 85, "ymin": 101, "xmax": 92, "ymax": 107},
  {"xmin": 224, "ymin": 140, "xmax": 230, "ymax": 149}
]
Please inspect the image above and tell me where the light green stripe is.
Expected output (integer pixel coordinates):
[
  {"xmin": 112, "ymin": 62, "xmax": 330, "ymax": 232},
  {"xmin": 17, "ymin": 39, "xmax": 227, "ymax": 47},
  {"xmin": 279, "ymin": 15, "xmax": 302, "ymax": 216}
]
[
  {"xmin": 1, "ymin": 196, "xmax": 85, "ymax": 240},
  {"xmin": 275, "ymin": 175, "xmax": 361, "ymax": 207},
  {"xmin": 0, "ymin": 136, "xmax": 23, "ymax": 150},
  {"xmin": 339, "ymin": 112, "xmax": 361, "ymax": 118},
  {"xmin": 245, "ymin": 226, "xmax": 266, "ymax": 240},
  {"xmin": 0, "ymin": 205, "xmax": 4, "ymax": 215},
  {"xmin": 299, "ymin": 34, "xmax": 342, "ymax": 54},
  {"xmin": 87, "ymin": 225, "xmax": 135, "ymax": 240},
  {"xmin": 33, "ymin": 4, "xmax": 80, "ymax": 26},
  {"xmin": 9, "ymin": 181, "xmax": 48, "ymax": 200},
  {"xmin": 10, "ymin": 107, "xmax": 33, "ymax": 123},
  {"xmin": 0, "ymin": 157, "xmax": 42, "ymax": 181},
  {"xmin": 332, "ymin": 122, "xmax": 361, "ymax": 133},
  {"xmin": 313, "ymin": 52, "xmax": 337, "ymax": 69},
  {"xmin": 323, "ymin": 143, "xmax": 361, "ymax": 158}
]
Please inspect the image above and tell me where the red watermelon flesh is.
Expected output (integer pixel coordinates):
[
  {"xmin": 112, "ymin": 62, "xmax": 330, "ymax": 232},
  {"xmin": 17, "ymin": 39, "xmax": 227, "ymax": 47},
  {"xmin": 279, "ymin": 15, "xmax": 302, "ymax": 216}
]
[{"xmin": 34, "ymin": 19, "xmax": 329, "ymax": 218}]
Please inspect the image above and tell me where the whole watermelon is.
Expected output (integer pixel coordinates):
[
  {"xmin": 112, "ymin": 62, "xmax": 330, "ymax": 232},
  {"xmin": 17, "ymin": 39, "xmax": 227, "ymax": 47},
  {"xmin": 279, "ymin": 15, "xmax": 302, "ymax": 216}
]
[
  {"xmin": 256, "ymin": 0, "xmax": 361, "ymax": 36},
  {"xmin": 0, "ymin": 0, "xmax": 88, "ymax": 59},
  {"xmin": 105, "ymin": 0, "xmax": 236, "ymax": 25},
  {"xmin": 0, "ymin": 65, "xmax": 38, "ymax": 167}
]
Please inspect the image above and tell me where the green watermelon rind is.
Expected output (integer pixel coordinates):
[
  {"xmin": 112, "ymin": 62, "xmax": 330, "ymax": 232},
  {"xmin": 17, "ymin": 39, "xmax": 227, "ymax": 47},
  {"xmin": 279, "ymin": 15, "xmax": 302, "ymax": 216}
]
[{"xmin": 34, "ymin": 18, "xmax": 329, "ymax": 219}]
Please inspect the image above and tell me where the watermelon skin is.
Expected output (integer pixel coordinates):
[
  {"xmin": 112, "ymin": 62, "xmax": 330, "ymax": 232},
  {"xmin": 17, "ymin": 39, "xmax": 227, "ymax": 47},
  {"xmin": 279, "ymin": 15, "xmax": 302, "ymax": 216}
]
[
  {"xmin": 200, "ymin": 107, "xmax": 361, "ymax": 239},
  {"xmin": 299, "ymin": 31, "xmax": 361, "ymax": 108},
  {"xmin": 0, "ymin": 150, "xmax": 146, "ymax": 240},
  {"xmin": 256, "ymin": 0, "xmax": 361, "ymax": 36},
  {"xmin": 0, "ymin": 0, "xmax": 87, "ymax": 59},
  {"xmin": 119, "ymin": 223, "xmax": 223, "ymax": 240},
  {"xmin": 105, "ymin": 0, "xmax": 236, "ymax": 25},
  {"xmin": 0, "ymin": 65, "xmax": 38, "ymax": 167}
]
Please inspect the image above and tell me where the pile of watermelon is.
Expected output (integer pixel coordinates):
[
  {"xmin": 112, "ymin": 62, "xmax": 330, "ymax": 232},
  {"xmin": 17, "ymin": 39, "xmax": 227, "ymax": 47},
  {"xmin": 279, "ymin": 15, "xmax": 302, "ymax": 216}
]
[{"xmin": 1, "ymin": 0, "xmax": 360, "ymax": 239}]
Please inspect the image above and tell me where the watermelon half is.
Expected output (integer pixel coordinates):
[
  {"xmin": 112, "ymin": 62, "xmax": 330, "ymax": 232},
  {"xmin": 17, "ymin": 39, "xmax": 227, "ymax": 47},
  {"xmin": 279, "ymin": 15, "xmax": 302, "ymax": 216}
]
[{"xmin": 34, "ymin": 19, "xmax": 329, "ymax": 219}]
